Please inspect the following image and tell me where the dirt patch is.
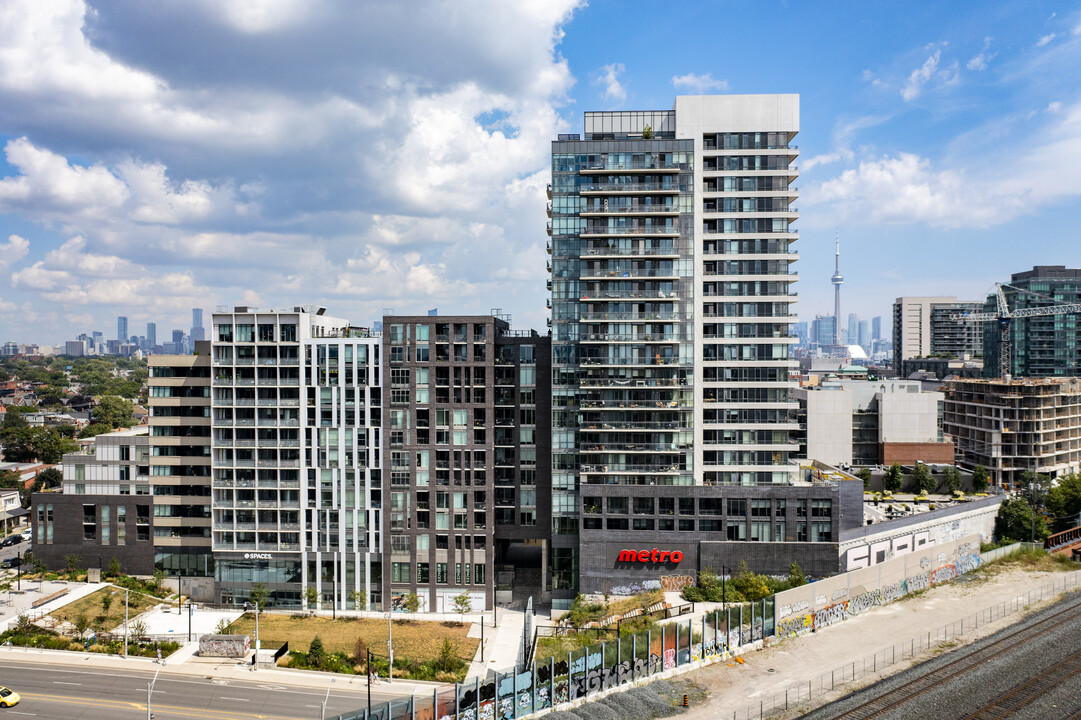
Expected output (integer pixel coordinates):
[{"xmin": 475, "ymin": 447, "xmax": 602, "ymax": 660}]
[{"xmin": 681, "ymin": 565, "xmax": 1081, "ymax": 720}]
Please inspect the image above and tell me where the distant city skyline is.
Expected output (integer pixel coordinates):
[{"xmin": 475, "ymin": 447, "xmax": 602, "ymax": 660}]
[{"xmin": 1, "ymin": 1, "xmax": 1079, "ymax": 344}]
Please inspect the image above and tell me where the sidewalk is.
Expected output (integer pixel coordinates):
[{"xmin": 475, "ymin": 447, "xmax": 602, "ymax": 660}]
[
  {"xmin": 465, "ymin": 607, "xmax": 526, "ymax": 680},
  {"xmin": 0, "ymin": 575, "xmax": 105, "ymax": 632}
]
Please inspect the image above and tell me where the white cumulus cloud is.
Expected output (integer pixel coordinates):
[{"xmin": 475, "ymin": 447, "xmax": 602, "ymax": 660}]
[
  {"xmin": 671, "ymin": 72, "xmax": 729, "ymax": 93},
  {"xmin": 595, "ymin": 63, "xmax": 626, "ymax": 102},
  {"xmin": 0, "ymin": 234, "xmax": 29, "ymax": 267}
]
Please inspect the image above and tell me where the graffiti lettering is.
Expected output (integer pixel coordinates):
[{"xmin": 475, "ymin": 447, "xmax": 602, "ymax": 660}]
[
  {"xmin": 880, "ymin": 581, "xmax": 906, "ymax": 603},
  {"xmin": 814, "ymin": 601, "xmax": 847, "ymax": 629},
  {"xmin": 663, "ymin": 648, "xmax": 676, "ymax": 670},
  {"xmin": 832, "ymin": 588, "xmax": 849, "ymax": 601},
  {"xmin": 907, "ymin": 571, "xmax": 931, "ymax": 593},
  {"xmin": 847, "ymin": 590, "xmax": 881, "ymax": 616},
  {"xmin": 957, "ymin": 553, "xmax": 981, "ymax": 575},
  {"xmin": 931, "ymin": 564, "xmax": 957, "ymax": 584},
  {"xmin": 659, "ymin": 575, "xmax": 696, "ymax": 592}
]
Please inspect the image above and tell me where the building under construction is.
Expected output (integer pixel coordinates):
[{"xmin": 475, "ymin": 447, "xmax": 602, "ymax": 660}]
[{"xmin": 943, "ymin": 377, "xmax": 1081, "ymax": 488}]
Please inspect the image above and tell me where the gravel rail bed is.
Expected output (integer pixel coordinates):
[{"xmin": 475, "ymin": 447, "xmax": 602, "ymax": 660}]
[{"xmin": 798, "ymin": 590, "xmax": 1081, "ymax": 720}]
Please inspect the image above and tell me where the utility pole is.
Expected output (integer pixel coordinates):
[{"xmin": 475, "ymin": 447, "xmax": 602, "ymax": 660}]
[
  {"xmin": 367, "ymin": 648, "xmax": 372, "ymax": 714},
  {"xmin": 188, "ymin": 601, "xmax": 193, "ymax": 643}
]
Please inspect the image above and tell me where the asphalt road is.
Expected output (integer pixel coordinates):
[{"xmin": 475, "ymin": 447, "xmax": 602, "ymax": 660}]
[{"xmin": 0, "ymin": 659, "xmax": 408, "ymax": 719}]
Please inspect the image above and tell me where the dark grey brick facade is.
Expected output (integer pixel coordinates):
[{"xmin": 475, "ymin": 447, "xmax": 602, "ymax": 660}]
[{"xmin": 30, "ymin": 493, "xmax": 155, "ymax": 575}]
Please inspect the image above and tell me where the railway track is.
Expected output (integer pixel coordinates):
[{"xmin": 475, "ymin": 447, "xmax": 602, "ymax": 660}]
[
  {"xmin": 960, "ymin": 647, "xmax": 1081, "ymax": 719},
  {"xmin": 805, "ymin": 591, "xmax": 1081, "ymax": 719}
]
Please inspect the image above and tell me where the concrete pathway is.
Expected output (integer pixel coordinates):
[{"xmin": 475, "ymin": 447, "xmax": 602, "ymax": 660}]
[{"xmin": 465, "ymin": 607, "xmax": 527, "ymax": 681}]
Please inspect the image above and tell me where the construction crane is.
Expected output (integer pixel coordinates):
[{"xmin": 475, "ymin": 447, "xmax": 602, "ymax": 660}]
[{"xmin": 952, "ymin": 283, "xmax": 1081, "ymax": 379}]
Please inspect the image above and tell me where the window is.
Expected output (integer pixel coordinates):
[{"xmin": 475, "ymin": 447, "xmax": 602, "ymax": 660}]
[
  {"xmin": 474, "ymin": 563, "xmax": 486, "ymax": 584},
  {"xmin": 727, "ymin": 499, "xmax": 747, "ymax": 517},
  {"xmin": 699, "ymin": 519, "xmax": 721, "ymax": 532},
  {"xmin": 436, "ymin": 563, "xmax": 448, "ymax": 583},
  {"xmin": 607, "ymin": 497, "xmax": 628, "ymax": 514},
  {"xmin": 812, "ymin": 499, "xmax": 832, "ymax": 518},
  {"xmin": 632, "ymin": 518, "xmax": 655, "ymax": 530},
  {"xmin": 658, "ymin": 498, "xmax": 674, "ymax": 515},
  {"xmin": 751, "ymin": 499, "xmax": 771, "ymax": 517},
  {"xmin": 726, "ymin": 522, "xmax": 746, "ymax": 541},
  {"xmin": 417, "ymin": 563, "xmax": 430, "ymax": 583},
  {"xmin": 678, "ymin": 498, "xmax": 694, "ymax": 515},
  {"xmin": 392, "ymin": 562, "xmax": 410, "ymax": 583},
  {"xmin": 678, "ymin": 518, "xmax": 694, "ymax": 531},
  {"xmin": 811, "ymin": 521, "xmax": 832, "ymax": 542},
  {"xmin": 606, "ymin": 517, "xmax": 628, "ymax": 530},
  {"xmin": 750, "ymin": 521, "xmax": 771, "ymax": 541}
]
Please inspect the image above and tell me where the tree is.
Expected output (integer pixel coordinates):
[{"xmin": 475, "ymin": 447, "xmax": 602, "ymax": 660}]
[
  {"xmin": 151, "ymin": 568, "xmax": 166, "ymax": 596},
  {"xmin": 304, "ymin": 586, "xmax": 319, "ymax": 610},
  {"xmin": 994, "ymin": 498, "xmax": 1048, "ymax": 543},
  {"xmin": 911, "ymin": 463, "xmax": 937, "ymax": 496},
  {"xmin": 74, "ymin": 613, "xmax": 91, "ymax": 636},
  {"xmin": 786, "ymin": 561, "xmax": 807, "ymax": 588},
  {"xmin": 248, "ymin": 583, "xmax": 269, "ymax": 611},
  {"xmin": 452, "ymin": 591, "xmax": 472, "ymax": 623},
  {"xmin": 36, "ymin": 467, "xmax": 63, "ymax": 490},
  {"xmin": 972, "ymin": 465, "xmax": 990, "ymax": 493},
  {"xmin": 883, "ymin": 463, "xmax": 904, "ymax": 494},
  {"xmin": 106, "ymin": 556, "xmax": 122, "ymax": 578},
  {"xmin": 64, "ymin": 553, "xmax": 82, "ymax": 581},
  {"xmin": 942, "ymin": 466, "xmax": 963, "ymax": 495},
  {"xmin": 1046, "ymin": 473, "xmax": 1081, "ymax": 532},
  {"xmin": 308, "ymin": 635, "xmax": 326, "ymax": 670},
  {"xmin": 130, "ymin": 619, "xmax": 149, "ymax": 642},
  {"xmin": 856, "ymin": 467, "xmax": 872, "ymax": 489},
  {"xmin": 91, "ymin": 396, "xmax": 135, "ymax": 429},
  {"xmin": 78, "ymin": 422, "xmax": 113, "ymax": 439},
  {"xmin": 33, "ymin": 428, "xmax": 79, "ymax": 464},
  {"xmin": 437, "ymin": 637, "xmax": 461, "ymax": 673},
  {"xmin": 401, "ymin": 592, "xmax": 421, "ymax": 614},
  {"xmin": 101, "ymin": 592, "xmax": 114, "ymax": 616},
  {"xmin": 348, "ymin": 589, "xmax": 367, "ymax": 612},
  {"xmin": 353, "ymin": 636, "xmax": 368, "ymax": 665}
]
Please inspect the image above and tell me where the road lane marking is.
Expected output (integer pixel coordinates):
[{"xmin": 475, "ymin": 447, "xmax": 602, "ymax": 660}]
[
  {"xmin": 21, "ymin": 692, "xmax": 312, "ymax": 720},
  {"xmin": 51, "ymin": 682, "xmax": 82, "ymax": 685},
  {"xmin": 221, "ymin": 696, "xmax": 251, "ymax": 701}
]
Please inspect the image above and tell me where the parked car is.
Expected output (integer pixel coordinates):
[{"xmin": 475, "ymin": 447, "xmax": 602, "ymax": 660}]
[
  {"xmin": 0, "ymin": 535, "xmax": 22, "ymax": 547},
  {"xmin": 0, "ymin": 687, "xmax": 20, "ymax": 707},
  {"xmin": 0, "ymin": 557, "xmax": 19, "ymax": 569}
]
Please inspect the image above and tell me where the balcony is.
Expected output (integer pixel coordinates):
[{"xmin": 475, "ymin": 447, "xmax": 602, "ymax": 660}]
[
  {"xmin": 546, "ymin": 183, "xmax": 552, "ymax": 199},
  {"xmin": 580, "ymin": 161, "xmax": 683, "ymax": 173},
  {"xmin": 580, "ymin": 182, "xmax": 683, "ymax": 194},
  {"xmin": 580, "ymin": 227, "xmax": 679, "ymax": 237},
  {"xmin": 234, "ymin": 357, "xmax": 255, "ymax": 366}
]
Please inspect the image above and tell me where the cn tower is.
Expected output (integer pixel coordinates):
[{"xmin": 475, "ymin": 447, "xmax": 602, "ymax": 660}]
[{"xmin": 831, "ymin": 230, "xmax": 843, "ymax": 346}]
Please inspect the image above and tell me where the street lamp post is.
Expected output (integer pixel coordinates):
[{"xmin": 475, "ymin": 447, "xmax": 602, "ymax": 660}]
[
  {"xmin": 123, "ymin": 587, "xmax": 130, "ymax": 658},
  {"xmin": 245, "ymin": 601, "xmax": 260, "ymax": 661},
  {"xmin": 367, "ymin": 648, "xmax": 372, "ymax": 714},
  {"xmin": 188, "ymin": 601, "xmax": 193, "ymax": 643},
  {"xmin": 320, "ymin": 678, "xmax": 336, "ymax": 720},
  {"xmin": 386, "ymin": 611, "xmax": 393, "ymax": 682},
  {"xmin": 147, "ymin": 666, "xmax": 160, "ymax": 720},
  {"xmin": 721, "ymin": 565, "xmax": 730, "ymax": 613}
]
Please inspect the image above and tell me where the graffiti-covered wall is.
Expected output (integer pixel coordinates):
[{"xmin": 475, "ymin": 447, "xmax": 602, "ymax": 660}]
[{"xmin": 775, "ymin": 534, "xmax": 982, "ymax": 639}]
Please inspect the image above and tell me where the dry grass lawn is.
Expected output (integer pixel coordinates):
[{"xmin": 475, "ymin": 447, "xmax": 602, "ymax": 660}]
[
  {"xmin": 225, "ymin": 614, "xmax": 479, "ymax": 662},
  {"xmin": 49, "ymin": 586, "xmax": 163, "ymax": 630}
]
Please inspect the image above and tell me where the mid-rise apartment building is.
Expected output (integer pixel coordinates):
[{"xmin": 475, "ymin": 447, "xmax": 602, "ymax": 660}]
[
  {"xmin": 381, "ymin": 315, "xmax": 550, "ymax": 612},
  {"xmin": 943, "ymin": 377, "xmax": 1081, "ymax": 488},
  {"xmin": 892, "ymin": 296, "xmax": 982, "ymax": 374},
  {"xmin": 149, "ymin": 343, "xmax": 213, "ymax": 577},
  {"xmin": 982, "ymin": 266, "xmax": 1081, "ymax": 378},
  {"xmin": 211, "ymin": 307, "xmax": 382, "ymax": 609},
  {"xmin": 33, "ymin": 426, "xmax": 155, "ymax": 573}
]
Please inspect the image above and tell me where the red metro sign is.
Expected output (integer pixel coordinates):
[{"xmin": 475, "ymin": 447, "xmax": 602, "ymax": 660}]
[{"xmin": 617, "ymin": 548, "xmax": 684, "ymax": 564}]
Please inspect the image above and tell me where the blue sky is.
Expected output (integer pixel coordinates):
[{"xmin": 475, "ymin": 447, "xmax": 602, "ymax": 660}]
[{"xmin": 0, "ymin": 0, "xmax": 1079, "ymax": 345}]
